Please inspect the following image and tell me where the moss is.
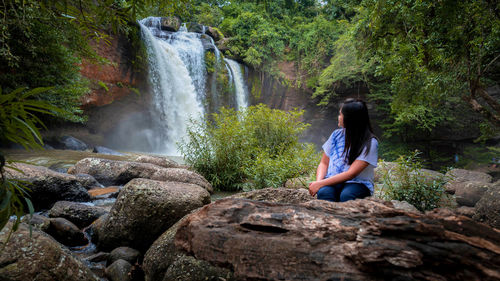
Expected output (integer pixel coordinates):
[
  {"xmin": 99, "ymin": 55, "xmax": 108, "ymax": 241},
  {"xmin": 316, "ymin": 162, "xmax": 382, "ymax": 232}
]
[{"xmin": 205, "ymin": 52, "xmax": 216, "ymax": 74}]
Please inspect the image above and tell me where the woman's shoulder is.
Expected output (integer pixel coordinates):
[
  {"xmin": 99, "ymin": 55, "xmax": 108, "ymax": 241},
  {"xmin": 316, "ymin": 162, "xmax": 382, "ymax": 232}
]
[{"xmin": 332, "ymin": 128, "xmax": 344, "ymax": 138}]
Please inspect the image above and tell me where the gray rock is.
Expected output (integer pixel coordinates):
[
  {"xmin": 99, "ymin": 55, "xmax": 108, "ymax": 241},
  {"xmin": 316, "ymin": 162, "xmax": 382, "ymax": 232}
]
[
  {"xmin": 86, "ymin": 252, "xmax": 110, "ymax": 263},
  {"xmin": 49, "ymin": 201, "xmax": 108, "ymax": 228},
  {"xmin": 391, "ymin": 200, "xmax": 421, "ymax": 213},
  {"xmin": 375, "ymin": 162, "xmax": 444, "ymax": 186},
  {"xmin": 216, "ymin": 37, "xmax": 230, "ymax": 52},
  {"xmin": 0, "ymin": 222, "xmax": 99, "ymax": 281},
  {"xmin": 49, "ymin": 135, "xmax": 88, "ymax": 151},
  {"xmin": 454, "ymin": 181, "xmax": 493, "ymax": 207},
  {"xmin": 93, "ymin": 146, "xmax": 124, "ymax": 156},
  {"xmin": 109, "ymin": 247, "xmax": 141, "ymax": 265},
  {"xmin": 5, "ymin": 163, "xmax": 90, "ymax": 210},
  {"xmin": 96, "ymin": 178, "xmax": 211, "ymax": 252},
  {"xmin": 446, "ymin": 169, "xmax": 493, "ymax": 184},
  {"xmin": 228, "ymin": 187, "xmax": 313, "ymax": 204},
  {"xmin": 134, "ymin": 155, "xmax": 180, "ymax": 168},
  {"xmin": 186, "ymin": 22, "xmax": 204, "ymax": 33},
  {"xmin": 284, "ymin": 177, "xmax": 309, "ymax": 189},
  {"xmin": 68, "ymin": 158, "xmax": 213, "ymax": 193},
  {"xmin": 455, "ymin": 206, "xmax": 475, "ymax": 218},
  {"xmin": 74, "ymin": 173, "xmax": 103, "ymax": 190},
  {"xmin": 143, "ymin": 215, "xmax": 233, "ymax": 281},
  {"xmin": 473, "ymin": 184, "xmax": 500, "ymax": 228},
  {"xmin": 23, "ymin": 214, "xmax": 51, "ymax": 231},
  {"xmin": 105, "ymin": 259, "xmax": 132, "ymax": 281},
  {"xmin": 45, "ymin": 217, "xmax": 88, "ymax": 247}
]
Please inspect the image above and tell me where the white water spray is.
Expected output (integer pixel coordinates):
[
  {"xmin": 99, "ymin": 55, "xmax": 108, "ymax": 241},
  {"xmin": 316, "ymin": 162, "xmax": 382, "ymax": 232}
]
[
  {"xmin": 225, "ymin": 58, "xmax": 249, "ymax": 110},
  {"xmin": 139, "ymin": 17, "xmax": 204, "ymax": 155}
]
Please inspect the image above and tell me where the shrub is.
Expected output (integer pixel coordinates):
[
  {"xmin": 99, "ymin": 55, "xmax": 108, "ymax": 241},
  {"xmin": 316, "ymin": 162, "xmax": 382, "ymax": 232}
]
[
  {"xmin": 378, "ymin": 150, "xmax": 449, "ymax": 212},
  {"xmin": 179, "ymin": 104, "xmax": 320, "ymax": 191}
]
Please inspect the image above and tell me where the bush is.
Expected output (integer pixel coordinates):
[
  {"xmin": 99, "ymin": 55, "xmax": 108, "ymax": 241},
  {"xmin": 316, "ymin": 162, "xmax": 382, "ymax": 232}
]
[
  {"xmin": 378, "ymin": 151, "xmax": 449, "ymax": 212},
  {"xmin": 179, "ymin": 104, "xmax": 320, "ymax": 191}
]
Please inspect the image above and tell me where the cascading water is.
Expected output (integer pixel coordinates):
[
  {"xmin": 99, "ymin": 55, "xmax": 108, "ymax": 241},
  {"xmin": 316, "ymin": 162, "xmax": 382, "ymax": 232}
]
[
  {"xmin": 138, "ymin": 17, "xmax": 204, "ymax": 155},
  {"xmin": 225, "ymin": 58, "xmax": 249, "ymax": 110},
  {"xmin": 120, "ymin": 17, "xmax": 251, "ymax": 155}
]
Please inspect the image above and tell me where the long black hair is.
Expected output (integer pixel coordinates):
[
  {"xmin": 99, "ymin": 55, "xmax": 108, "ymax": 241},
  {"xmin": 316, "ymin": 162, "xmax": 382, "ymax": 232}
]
[{"xmin": 341, "ymin": 98, "xmax": 376, "ymax": 164}]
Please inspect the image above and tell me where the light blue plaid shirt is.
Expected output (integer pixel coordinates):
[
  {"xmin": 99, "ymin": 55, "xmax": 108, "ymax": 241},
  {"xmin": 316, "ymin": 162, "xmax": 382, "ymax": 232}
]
[{"xmin": 322, "ymin": 129, "xmax": 378, "ymax": 194}]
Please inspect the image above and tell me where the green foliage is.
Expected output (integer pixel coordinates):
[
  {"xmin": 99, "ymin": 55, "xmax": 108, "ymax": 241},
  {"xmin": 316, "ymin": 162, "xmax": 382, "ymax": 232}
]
[
  {"xmin": 378, "ymin": 151, "xmax": 449, "ymax": 212},
  {"xmin": 179, "ymin": 104, "xmax": 320, "ymax": 191},
  {"xmin": 0, "ymin": 86, "xmax": 64, "ymax": 236}
]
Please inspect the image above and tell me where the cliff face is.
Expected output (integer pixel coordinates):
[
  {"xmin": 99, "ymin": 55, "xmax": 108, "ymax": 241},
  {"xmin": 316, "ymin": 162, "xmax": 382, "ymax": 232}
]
[{"xmin": 79, "ymin": 32, "xmax": 146, "ymax": 108}]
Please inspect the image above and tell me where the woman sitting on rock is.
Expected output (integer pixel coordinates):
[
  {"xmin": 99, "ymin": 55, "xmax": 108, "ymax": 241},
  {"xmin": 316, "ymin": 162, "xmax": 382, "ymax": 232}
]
[{"xmin": 309, "ymin": 98, "xmax": 378, "ymax": 202}]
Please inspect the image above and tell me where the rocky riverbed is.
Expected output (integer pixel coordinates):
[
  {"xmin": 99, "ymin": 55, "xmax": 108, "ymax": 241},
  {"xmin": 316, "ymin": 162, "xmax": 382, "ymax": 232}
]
[{"xmin": 1, "ymin": 146, "xmax": 500, "ymax": 280}]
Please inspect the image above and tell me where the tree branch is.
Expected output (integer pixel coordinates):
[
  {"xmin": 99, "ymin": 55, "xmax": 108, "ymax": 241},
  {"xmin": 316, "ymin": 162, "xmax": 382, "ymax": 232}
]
[{"xmin": 462, "ymin": 94, "xmax": 500, "ymax": 128}]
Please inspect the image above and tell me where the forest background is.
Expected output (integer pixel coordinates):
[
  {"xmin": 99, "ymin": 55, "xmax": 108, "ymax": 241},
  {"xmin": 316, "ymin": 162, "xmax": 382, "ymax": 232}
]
[{"xmin": 0, "ymin": 0, "xmax": 499, "ymax": 166}]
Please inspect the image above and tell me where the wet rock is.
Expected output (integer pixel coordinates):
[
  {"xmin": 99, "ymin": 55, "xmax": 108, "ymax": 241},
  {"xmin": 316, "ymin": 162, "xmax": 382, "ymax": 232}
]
[
  {"xmin": 109, "ymin": 247, "xmax": 142, "ymax": 265},
  {"xmin": 47, "ymin": 135, "xmax": 88, "ymax": 151},
  {"xmin": 446, "ymin": 168, "xmax": 493, "ymax": 184},
  {"xmin": 160, "ymin": 16, "xmax": 181, "ymax": 32},
  {"xmin": 96, "ymin": 178, "xmax": 210, "ymax": 252},
  {"xmin": 45, "ymin": 217, "xmax": 88, "ymax": 247},
  {"xmin": 453, "ymin": 181, "xmax": 493, "ymax": 207},
  {"xmin": 0, "ymin": 222, "xmax": 99, "ymax": 281},
  {"xmin": 216, "ymin": 37, "xmax": 230, "ymax": 52},
  {"xmin": 48, "ymin": 201, "xmax": 108, "ymax": 228},
  {"xmin": 175, "ymin": 198, "xmax": 500, "ymax": 280},
  {"xmin": 74, "ymin": 173, "xmax": 103, "ymax": 190},
  {"xmin": 69, "ymin": 158, "xmax": 213, "ymax": 193},
  {"xmin": 86, "ymin": 252, "xmax": 110, "ymax": 263},
  {"xmin": 134, "ymin": 155, "xmax": 180, "ymax": 168},
  {"xmin": 93, "ymin": 146, "xmax": 124, "ymax": 156},
  {"xmin": 143, "ymin": 215, "xmax": 233, "ymax": 281},
  {"xmin": 105, "ymin": 259, "xmax": 132, "ymax": 281},
  {"xmin": 5, "ymin": 163, "xmax": 90, "ymax": 210},
  {"xmin": 201, "ymin": 36, "xmax": 216, "ymax": 53},
  {"xmin": 228, "ymin": 187, "xmax": 313, "ymax": 204},
  {"xmin": 186, "ymin": 22, "xmax": 204, "ymax": 33},
  {"xmin": 473, "ymin": 184, "xmax": 500, "ymax": 228}
]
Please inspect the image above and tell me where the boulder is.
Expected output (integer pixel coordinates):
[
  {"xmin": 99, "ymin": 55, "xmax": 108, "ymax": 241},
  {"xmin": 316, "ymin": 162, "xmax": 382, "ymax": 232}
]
[
  {"xmin": 143, "ymin": 215, "xmax": 233, "ymax": 281},
  {"xmin": 200, "ymin": 36, "xmax": 216, "ymax": 53},
  {"xmin": 24, "ymin": 214, "xmax": 51, "ymax": 231},
  {"xmin": 48, "ymin": 201, "xmax": 108, "ymax": 228},
  {"xmin": 48, "ymin": 135, "xmax": 88, "ymax": 151},
  {"xmin": 5, "ymin": 163, "xmax": 90, "ymax": 210},
  {"xmin": 160, "ymin": 16, "xmax": 181, "ymax": 32},
  {"xmin": 473, "ymin": 184, "xmax": 500, "ymax": 228},
  {"xmin": 96, "ymin": 178, "xmax": 210, "ymax": 252},
  {"xmin": 68, "ymin": 158, "xmax": 213, "ymax": 193},
  {"xmin": 105, "ymin": 259, "xmax": 132, "ymax": 281},
  {"xmin": 0, "ymin": 222, "xmax": 99, "ymax": 281},
  {"xmin": 134, "ymin": 155, "xmax": 180, "ymax": 168},
  {"xmin": 174, "ymin": 198, "xmax": 500, "ymax": 280},
  {"xmin": 109, "ymin": 247, "xmax": 142, "ymax": 265},
  {"xmin": 74, "ymin": 173, "xmax": 102, "ymax": 190},
  {"xmin": 45, "ymin": 217, "xmax": 88, "ymax": 247},
  {"xmin": 455, "ymin": 206, "xmax": 475, "ymax": 218},
  {"xmin": 446, "ymin": 168, "xmax": 493, "ymax": 184},
  {"xmin": 228, "ymin": 187, "xmax": 313, "ymax": 204},
  {"xmin": 374, "ymin": 162, "xmax": 444, "ymax": 186},
  {"xmin": 93, "ymin": 146, "xmax": 124, "ymax": 156},
  {"xmin": 453, "ymin": 181, "xmax": 493, "ymax": 207},
  {"xmin": 390, "ymin": 200, "xmax": 420, "ymax": 213}
]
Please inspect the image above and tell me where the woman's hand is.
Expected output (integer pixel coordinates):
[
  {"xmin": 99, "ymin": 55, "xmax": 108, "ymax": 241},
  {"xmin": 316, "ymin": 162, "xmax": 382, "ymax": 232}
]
[{"xmin": 308, "ymin": 181, "xmax": 324, "ymax": 196}]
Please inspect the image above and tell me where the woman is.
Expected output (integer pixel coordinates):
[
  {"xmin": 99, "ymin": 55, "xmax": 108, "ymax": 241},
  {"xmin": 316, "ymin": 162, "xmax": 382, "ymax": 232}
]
[{"xmin": 309, "ymin": 98, "xmax": 378, "ymax": 202}]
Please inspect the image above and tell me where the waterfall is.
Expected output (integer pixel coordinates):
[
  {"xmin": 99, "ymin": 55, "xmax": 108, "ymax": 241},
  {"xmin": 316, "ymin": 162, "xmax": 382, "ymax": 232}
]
[
  {"xmin": 225, "ymin": 58, "xmax": 249, "ymax": 110},
  {"xmin": 138, "ymin": 17, "xmax": 204, "ymax": 155}
]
